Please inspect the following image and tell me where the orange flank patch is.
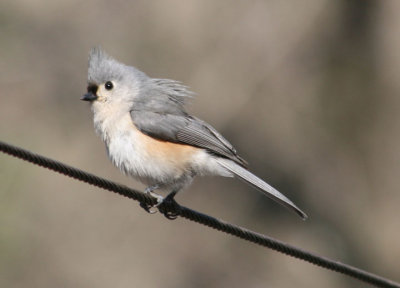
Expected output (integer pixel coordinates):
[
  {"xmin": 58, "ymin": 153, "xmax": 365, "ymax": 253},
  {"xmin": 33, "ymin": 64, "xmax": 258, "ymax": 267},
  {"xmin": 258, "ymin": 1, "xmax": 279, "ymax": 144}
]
[{"xmin": 134, "ymin": 125, "xmax": 199, "ymax": 167}]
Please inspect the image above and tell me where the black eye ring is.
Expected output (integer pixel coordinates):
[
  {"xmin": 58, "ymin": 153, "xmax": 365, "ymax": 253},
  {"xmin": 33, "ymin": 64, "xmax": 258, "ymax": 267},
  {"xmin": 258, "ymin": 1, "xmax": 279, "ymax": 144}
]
[{"xmin": 105, "ymin": 81, "xmax": 113, "ymax": 90}]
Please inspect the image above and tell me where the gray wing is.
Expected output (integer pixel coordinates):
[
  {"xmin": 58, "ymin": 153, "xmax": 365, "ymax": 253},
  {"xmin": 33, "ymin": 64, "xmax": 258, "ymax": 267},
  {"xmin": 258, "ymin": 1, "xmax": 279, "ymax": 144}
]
[
  {"xmin": 131, "ymin": 78, "xmax": 247, "ymax": 167},
  {"xmin": 130, "ymin": 109, "xmax": 247, "ymax": 167}
]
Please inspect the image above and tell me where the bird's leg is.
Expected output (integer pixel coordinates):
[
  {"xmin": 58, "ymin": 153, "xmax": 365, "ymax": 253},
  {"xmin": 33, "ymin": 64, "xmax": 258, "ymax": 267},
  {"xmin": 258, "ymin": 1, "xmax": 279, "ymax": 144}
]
[
  {"xmin": 144, "ymin": 185, "xmax": 164, "ymax": 203},
  {"xmin": 140, "ymin": 185, "xmax": 163, "ymax": 214},
  {"xmin": 158, "ymin": 190, "xmax": 180, "ymax": 220},
  {"xmin": 144, "ymin": 185, "xmax": 159, "ymax": 194}
]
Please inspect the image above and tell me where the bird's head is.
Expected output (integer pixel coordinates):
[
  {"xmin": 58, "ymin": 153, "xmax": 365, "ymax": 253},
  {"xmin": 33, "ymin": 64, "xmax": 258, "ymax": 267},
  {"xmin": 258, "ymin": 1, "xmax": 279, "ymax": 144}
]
[{"xmin": 81, "ymin": 47, "xmax": 146, "ymax": 113}]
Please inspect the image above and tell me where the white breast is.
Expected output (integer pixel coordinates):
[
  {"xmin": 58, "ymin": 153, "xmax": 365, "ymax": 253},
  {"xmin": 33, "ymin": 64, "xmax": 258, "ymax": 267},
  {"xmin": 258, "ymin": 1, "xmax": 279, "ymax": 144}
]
[{"xmin": 93, "ymin": 110, "xmax": 191, "ymax": 186}]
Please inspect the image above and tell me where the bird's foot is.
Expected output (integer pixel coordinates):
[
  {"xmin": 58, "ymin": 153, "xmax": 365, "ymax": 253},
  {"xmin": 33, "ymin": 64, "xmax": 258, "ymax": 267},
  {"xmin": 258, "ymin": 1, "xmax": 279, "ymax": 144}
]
[
  {"xmin": 140, "ymin": 185, "xmax": 163, "ymax": 214},
  {"xmin": 158, "ymin": 191, "xmax": 180, "ymax": 220},
  {"xmin": 140, "ymin": 188, "xmax": 181, "ymax": 220}
]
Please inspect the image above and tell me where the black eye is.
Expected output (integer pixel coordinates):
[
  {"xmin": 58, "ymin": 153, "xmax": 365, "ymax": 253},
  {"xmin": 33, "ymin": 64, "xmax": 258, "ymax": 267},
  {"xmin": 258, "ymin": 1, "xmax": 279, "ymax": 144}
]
[{"xmin": 105, "ymin": 81, "xmax": 113, "ymax": 90}]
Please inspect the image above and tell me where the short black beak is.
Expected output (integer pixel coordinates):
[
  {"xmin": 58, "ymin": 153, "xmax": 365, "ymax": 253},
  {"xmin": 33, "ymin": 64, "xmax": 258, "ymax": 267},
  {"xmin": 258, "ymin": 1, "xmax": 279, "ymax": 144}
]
[{"xmin": 81, "ymin": 93, "xmax": 98, "ymax": 102}]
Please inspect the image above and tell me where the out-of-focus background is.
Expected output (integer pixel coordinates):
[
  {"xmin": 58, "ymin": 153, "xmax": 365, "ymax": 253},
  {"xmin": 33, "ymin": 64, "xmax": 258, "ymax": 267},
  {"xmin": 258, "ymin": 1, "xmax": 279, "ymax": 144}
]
[{"xmin": 1, "ymin": 1, "xmax": 399, "ymax": 287}]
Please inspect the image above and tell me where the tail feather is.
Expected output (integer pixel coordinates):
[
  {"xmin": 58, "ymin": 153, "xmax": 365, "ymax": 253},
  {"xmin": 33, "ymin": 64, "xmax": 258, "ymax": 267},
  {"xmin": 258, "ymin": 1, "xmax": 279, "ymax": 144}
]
[{"xmin": 217, "ymin": 159, "xmax": 308, "ymax": 220}]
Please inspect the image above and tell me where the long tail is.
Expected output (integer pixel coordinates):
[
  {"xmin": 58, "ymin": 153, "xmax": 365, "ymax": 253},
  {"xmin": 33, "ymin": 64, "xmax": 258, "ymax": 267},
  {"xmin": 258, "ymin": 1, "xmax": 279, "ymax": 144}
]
[{"xmin": 216, "ymin": 158, "xmax": 308, "ymax": 220}]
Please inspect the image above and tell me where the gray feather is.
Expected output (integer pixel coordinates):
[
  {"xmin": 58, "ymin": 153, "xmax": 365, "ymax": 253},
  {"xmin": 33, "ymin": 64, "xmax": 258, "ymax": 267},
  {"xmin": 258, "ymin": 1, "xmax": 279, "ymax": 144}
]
[
  {"xmin": 133, "ymin": 78, "xmax": 191, "ymax": 115},
  {"xmin": 88, "ymin": 47, "xmax": 147, "ymax": 85},
  {"xmin": 131, "ymin": 109, "xmax": 247, "ymax": 167},
  {"xmin": 130, "ymin": 77, "xmax": 247, "ymax": 167},
  {"xmin": 216, "ymin": 158, "xmax": 308, "ymax": 219}
]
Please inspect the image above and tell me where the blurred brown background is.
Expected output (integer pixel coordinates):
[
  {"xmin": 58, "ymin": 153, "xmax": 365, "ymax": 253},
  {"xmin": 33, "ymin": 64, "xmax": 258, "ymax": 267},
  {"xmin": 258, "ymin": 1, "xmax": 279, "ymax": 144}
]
[{"xmin": 1, "ymin": 0, "xmax": 399, "ymax": 287}]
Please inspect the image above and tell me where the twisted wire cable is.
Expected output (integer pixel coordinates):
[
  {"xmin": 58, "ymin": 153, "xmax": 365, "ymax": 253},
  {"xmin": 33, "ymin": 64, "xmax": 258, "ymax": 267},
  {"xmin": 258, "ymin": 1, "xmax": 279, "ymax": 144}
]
[{"xmin": 0, "ymin": 140, "xmax": 398, "ymax": 288}]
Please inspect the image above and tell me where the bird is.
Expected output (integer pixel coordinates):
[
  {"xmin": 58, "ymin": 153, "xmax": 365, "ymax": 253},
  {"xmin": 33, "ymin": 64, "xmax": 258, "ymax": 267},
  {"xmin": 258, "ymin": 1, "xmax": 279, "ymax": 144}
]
[{"xmin": 81, "ymin": 47, "xmax": 307, "ymax": 220}]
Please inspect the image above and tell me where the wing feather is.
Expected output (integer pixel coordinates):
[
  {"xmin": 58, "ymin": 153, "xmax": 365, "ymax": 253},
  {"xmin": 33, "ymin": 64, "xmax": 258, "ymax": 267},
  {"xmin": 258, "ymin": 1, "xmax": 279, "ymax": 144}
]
[
  {"xmin": 130, "ymin": 110, "xmax": 247, "ymax": 167},
  {"xmin": 130, "ymin": 79, "xmax": 247, "ymax": 167}
]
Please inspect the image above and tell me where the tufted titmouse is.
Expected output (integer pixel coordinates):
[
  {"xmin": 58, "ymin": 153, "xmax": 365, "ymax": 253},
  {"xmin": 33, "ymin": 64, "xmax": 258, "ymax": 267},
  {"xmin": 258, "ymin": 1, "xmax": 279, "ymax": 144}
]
[{"xmin": 81, "ymin": 47, "xmax": 307, "ymax": 219}]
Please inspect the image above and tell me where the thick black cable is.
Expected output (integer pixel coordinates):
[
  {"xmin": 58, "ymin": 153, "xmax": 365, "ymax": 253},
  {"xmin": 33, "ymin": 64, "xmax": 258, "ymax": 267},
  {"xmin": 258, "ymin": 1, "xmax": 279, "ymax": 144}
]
[{"xmin": 0, "ymin": 140, "xmax": 399, "ymax": 288}]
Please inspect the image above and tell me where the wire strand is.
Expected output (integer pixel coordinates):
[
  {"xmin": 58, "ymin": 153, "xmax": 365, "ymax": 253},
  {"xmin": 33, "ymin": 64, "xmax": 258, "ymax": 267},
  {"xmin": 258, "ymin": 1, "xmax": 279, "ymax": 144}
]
[{"xmin": 0, "ymin": 140, "xmax": 399, "ymax": 288}]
